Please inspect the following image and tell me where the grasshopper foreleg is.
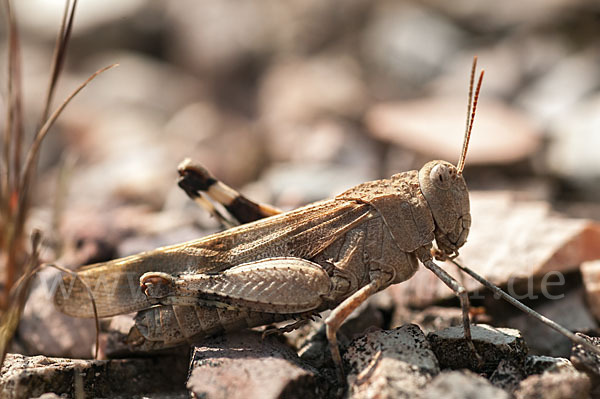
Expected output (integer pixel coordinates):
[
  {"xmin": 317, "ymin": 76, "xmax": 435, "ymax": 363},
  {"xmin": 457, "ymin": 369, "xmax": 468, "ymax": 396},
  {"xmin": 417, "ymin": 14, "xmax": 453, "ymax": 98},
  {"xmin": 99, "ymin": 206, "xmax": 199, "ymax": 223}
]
[{"xmin": 419, "ymin": 256, "xmax": 482, "ymax": 367}]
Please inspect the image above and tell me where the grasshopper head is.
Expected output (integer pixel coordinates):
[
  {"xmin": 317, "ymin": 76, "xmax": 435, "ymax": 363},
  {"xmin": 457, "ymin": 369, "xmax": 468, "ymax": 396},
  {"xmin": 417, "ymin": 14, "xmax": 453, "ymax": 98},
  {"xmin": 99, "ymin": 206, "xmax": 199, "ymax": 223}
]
[
  {"xmin": 418, "ymin": 56, "xmax": 484, "ymax": 260},
  {"xmin": 418, "ymin": 160, "xmax": 470, "ymax": 259}
]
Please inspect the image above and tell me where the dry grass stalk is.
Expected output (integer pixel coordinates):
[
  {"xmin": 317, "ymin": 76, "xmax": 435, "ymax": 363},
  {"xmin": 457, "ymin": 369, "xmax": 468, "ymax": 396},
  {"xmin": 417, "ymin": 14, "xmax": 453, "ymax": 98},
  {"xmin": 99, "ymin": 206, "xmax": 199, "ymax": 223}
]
[{"xmin": 0, "ymin": 0, "xmax": 114, "ymax": 367}]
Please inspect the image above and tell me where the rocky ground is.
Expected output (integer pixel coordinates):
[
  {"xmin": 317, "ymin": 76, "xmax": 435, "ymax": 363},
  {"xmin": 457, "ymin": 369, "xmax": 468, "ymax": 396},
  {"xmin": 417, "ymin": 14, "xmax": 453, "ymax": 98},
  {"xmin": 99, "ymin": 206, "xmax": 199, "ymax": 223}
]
[{"xmin": 2, "ymin": 0, "xmax": 600, "ymax": 398}]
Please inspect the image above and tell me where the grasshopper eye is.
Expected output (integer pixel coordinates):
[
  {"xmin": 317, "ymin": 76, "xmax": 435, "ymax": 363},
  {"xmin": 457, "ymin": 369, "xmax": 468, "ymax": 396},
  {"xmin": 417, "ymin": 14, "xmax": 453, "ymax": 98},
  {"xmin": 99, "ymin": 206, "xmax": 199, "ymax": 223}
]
[{"xmin": 430, "ymin": 163, "xmax": 452, "ymax": 190}]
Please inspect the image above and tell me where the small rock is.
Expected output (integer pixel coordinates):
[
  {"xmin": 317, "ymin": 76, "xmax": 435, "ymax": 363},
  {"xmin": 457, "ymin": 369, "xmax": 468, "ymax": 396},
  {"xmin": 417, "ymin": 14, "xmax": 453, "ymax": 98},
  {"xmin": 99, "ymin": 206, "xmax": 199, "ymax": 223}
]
[
  {"xmin": 570, "ymin": 333, "xmax": 600, "ymax": 385},
  {"xmin": 18, "ymin": 269, "xmax": 96, "ymax": 359},
  {"xmin": 499, "ymin": 286, "xmax": 597, "ymax": 357},
  {"xmin": 15, "ymin": 0, "xmax": 147, "ymax": 35},
  {"xmin": 490, "ymin": 358, "xmax": 527, "ymax": 392},
  {"xmin": 0, "ymin": 353, "xmax": 188, "ymax": 399},
  {"xmin": 366, "ymin": 97, "xmax": 541, "ymax": 165},
  {"xmin": 525, "ymin": 355, "xmax": 574, "ymax": 376},
  {"xmin": 420, "ymin": 0, "xmax": 587, "ymax": 30},
  {"xmin": 581, "ymin": 260, "xmax": 600, "ymax": 321},
  {"xmin": 344, "ymin": 324, "xmax": 440, "ymax": 399},
  {"xmin": 259, "ymin": 55, "xmax": 367, "ymax": 126},
  {"xmin": 187, "ymin": 331, "xmax": 327, "ymax": 399},
  {"xmin": 30, "ymin": 394, "xmax": 63, "ymax": 399},
  {"xmin": 391, "ymin": 306, "xmax": 466, "ymax": 333},
  {"xmin": 291, "ymin": 301, "xmax": 386, "ymax": 371},
  {"xmin": 517, "ymin": 50, "xmax": 599, "ymax": 124},
  {"xmin": 514, "ymin": 366, "xmax": 591, "ymax": 399},
  {"xmin": 427, "ymin": 324, "xmax": 527, "ymax": 374},
  {"xmin": 423, "ymin": 370, "xmax": 511, "ymax": 399},
  {"xmin": 295, "ymin": 324, "xmax": 332, "ymax": 371},
  {"xmin": 546, "ymin": 93, "xmax": 600, "ymax": 196},
  {"xmin": 360, "ymin": 2, "xmax": 464, "ymax": 96}
]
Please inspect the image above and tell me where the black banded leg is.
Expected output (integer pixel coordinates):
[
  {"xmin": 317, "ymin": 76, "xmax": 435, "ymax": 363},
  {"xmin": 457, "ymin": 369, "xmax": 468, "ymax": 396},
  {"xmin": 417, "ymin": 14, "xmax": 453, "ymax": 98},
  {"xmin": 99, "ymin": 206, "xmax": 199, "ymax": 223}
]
[{"xmin": 177, "ymin": 158, "xmax": 281, "ymax": 225}]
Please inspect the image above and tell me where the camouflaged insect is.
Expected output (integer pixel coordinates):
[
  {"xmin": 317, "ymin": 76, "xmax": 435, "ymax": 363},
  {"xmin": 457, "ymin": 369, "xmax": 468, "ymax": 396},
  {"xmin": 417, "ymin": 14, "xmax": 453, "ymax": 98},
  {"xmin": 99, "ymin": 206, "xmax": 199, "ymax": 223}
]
[{"xmin": 55, "ymin": 60, "xmax": 485, "ymax": 384}]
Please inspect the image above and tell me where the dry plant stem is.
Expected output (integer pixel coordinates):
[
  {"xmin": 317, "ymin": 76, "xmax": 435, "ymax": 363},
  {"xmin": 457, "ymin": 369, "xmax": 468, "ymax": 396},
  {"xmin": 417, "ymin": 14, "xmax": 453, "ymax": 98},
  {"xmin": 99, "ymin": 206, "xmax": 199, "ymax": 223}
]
[
  {"xmin": 41, "ymin": 0, "xmax": 78, "ymax": 124},
  {"xmin": 2, "ymin": 63, "xmax": 117, "ymax": 308},
  {"xmin": 1, "ymin": 0, "xmax": 24, "ymax": 195},
  {"xmin": 0, "ymin": 231, "xmax": 41, "ymax": 368},
  {"xmin": 44, "ymin": 263, "xmax": 100, "ymax": 359},
  {"xmin": 1, "ymin": 0, "xmax": 25, "ymax": 307},
  {"xmin": 0, "ymin": 258, "xmax": 101, "ymax": 368},
  {"xmin": 16, "ymin": 63, "xmax": 118, "ymax": 239},
  {"xmin": 451, "ymin": 259, "xmax": 600, "ymax": 357}
]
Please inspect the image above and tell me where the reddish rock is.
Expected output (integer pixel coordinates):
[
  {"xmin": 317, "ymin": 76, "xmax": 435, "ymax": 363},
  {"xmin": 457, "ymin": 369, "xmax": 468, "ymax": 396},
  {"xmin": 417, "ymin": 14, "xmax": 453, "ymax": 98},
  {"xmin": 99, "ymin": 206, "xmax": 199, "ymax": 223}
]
[{"xmin": 187, "ymin": 331, "xmax": 327, "ymax": 399}]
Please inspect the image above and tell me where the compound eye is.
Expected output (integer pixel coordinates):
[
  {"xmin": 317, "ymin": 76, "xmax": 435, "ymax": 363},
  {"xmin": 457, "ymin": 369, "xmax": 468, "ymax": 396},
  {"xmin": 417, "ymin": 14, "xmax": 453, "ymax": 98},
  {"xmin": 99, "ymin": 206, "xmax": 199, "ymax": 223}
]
[{"xmin": 430, "ymin": 163, "xmax": 452, "ymax": 190}]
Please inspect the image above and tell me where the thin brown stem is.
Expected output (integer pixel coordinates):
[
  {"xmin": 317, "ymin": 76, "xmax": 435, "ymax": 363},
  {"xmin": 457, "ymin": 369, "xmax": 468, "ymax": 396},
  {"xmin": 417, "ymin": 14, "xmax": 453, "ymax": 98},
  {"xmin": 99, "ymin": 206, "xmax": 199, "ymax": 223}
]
[{"xmin": 41, "ymin": 0, "xmax": 78, "ymax": 124}]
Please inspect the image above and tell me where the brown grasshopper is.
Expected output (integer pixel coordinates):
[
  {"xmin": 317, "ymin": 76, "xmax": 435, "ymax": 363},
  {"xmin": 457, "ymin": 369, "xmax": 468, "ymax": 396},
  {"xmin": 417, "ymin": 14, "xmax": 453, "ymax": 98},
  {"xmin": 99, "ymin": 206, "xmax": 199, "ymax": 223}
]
[{"xmin": 52, "ymin": 58, "xmax": 600, "ymax": 384}]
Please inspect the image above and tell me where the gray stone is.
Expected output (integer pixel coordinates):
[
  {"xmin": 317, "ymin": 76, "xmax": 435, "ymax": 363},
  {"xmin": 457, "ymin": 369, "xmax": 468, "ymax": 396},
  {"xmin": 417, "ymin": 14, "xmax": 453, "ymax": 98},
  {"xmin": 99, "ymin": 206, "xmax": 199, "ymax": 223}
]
[
  {"xmin": 525, "ymin": 355, "xmax": 573, "ymax": 376},
  {"xmin": 344, "ymin": 324, "xmax": 440, "ymax": 399},
  {"xmin": 502, "ymin": 287, "xmax": 598, "ymax": 357},
  {"xmin": 570, "ymin": 332, "xmax": 600, "ymax": 387},
  {"xmin": 428, "ymin": 324, "xmax": 527, "ymax": 374},
  {"xmin": 187, "ymin": 331, "xmax": 327, "ymax": 399},
  {"xmin": 391, "ymin": 305, "xmax": 467, "ymax": 334},
  {"xmin": 18, "ymin": 268, "xmax": 96, "ymax": 359},
  {"xmin": 545, "ymin": 93, "xmax": 600, "ymax": 197},
  {"xmin": 360, "ymin": 2, "xmax": 464, "ymax": 96},
  {"xmin": 423, "ymin": 370, "xmax": 511, "ymax": 399},
  {"xmin": 490, "ymin": 358, "xmax": 527, "ymax": 392},
  {"xmin": 514, "ymin": 367, "xmax": 591, "ymax": 399},
  {"xmin": 518, "ymin": 50, "xmax": 598, "ymax": 124},
  {"xmin": 0, "ymin": 353, "xmax": 188, "ymax": 399}
]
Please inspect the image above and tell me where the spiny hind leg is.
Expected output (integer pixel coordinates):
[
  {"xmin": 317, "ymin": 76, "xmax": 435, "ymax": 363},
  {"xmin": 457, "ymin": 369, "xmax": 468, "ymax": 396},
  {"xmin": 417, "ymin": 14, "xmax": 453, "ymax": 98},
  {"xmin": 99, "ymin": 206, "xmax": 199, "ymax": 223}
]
[
  {"xmin": 177, "ymin": 158, "xmax": 281, "ymax": 225},
  {"xmin": 325, "ymin": 279, "xmax": 383, "ymax": 386}
]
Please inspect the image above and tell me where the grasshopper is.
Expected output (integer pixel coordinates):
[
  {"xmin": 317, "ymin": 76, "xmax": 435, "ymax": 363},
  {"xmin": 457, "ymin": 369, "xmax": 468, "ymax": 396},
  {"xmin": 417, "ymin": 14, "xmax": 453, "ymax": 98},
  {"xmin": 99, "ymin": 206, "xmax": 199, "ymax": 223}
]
[{"xmin": 52, "ymin": 58, "xmax": 600, "ymax": 384}]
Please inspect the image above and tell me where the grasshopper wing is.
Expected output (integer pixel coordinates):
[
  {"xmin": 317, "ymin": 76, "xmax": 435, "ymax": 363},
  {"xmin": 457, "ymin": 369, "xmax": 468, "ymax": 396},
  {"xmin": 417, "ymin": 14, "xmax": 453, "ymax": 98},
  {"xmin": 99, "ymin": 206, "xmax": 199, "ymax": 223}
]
[
  {"xmin": 54, "ymin": 199, "xmax": 374, "ymax": 318},
  {"xmin": 141, "ymin": 257, "xmax": 332, "ymax": 313}
]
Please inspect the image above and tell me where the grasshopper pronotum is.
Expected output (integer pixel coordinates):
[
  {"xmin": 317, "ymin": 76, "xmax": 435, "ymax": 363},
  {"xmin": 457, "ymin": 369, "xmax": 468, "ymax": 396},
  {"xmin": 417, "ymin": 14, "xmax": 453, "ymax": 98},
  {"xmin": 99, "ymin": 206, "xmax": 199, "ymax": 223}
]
[{"xmin": 54, "ymin": 57, "xmax": 600, "ymax": 384}]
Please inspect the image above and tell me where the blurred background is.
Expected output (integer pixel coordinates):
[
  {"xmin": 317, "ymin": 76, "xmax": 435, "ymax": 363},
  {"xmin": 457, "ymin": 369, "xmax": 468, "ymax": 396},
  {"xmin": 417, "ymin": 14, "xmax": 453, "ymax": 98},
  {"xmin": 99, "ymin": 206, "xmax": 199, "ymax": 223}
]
[{"xmin": 2, "ymin": 0, "xmax": 600, "ymax": 261}]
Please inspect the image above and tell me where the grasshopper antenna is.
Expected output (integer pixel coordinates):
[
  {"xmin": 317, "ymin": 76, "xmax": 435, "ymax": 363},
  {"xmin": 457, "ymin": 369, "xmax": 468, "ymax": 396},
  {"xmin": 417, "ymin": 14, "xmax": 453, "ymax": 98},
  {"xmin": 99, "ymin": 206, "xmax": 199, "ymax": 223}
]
[
  {"xmin": 457, "ymin": 56, "xmax": 484, "ymax": 174},
  {"xmin": 451, "ymin": 259, "xmax": 600, "ymax": 357}
]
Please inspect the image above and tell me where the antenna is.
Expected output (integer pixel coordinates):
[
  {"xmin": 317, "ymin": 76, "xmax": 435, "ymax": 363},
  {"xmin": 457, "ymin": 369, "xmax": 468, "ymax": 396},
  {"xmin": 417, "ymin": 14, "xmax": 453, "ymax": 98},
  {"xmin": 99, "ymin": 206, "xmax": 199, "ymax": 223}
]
[{"xmin": 457, "ymin": 57, "xmax": 484, "ymax": 174}]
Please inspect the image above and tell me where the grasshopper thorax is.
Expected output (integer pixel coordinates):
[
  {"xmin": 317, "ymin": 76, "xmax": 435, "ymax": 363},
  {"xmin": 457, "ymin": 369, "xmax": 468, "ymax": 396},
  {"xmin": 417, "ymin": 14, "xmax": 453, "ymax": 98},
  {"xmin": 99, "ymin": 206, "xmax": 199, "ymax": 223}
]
[{"xmin": 418, "ymin": 160, "xmax": 470, "ymax": 259}]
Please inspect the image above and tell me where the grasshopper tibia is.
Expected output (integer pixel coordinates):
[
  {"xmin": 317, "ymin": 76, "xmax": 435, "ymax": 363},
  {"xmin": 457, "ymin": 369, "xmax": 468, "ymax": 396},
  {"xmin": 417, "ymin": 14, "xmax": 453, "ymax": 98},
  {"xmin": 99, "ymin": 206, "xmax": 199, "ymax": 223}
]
[
  {"xmin": 325, "ymin": 278, "xmax": 383, "ymax": 384},
  {"xmin": 178, "ymin": 158, "xmax": 280, "ymax": 225}
]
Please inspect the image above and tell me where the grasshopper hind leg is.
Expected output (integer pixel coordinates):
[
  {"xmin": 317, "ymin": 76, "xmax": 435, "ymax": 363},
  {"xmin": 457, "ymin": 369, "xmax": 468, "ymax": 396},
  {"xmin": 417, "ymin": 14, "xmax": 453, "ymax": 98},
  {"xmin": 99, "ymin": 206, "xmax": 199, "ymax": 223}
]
[
  {"xmin": 177, "ymin": 158, "xmax": 281, "ymax": 225},
  {"xmin": 325, "ymin": 279, "xmax": 383, "ymax": 386}
]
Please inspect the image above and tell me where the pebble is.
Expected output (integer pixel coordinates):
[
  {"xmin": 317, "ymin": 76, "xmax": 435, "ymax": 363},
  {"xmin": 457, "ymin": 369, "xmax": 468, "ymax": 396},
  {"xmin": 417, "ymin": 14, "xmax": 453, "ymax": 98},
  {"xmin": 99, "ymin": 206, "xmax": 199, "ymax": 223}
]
[
  {"xmin": 344, "ymin": 324, "xmax": 440, "ymax": 399},
  {"xmin": 427, "ymin": 324, "xmax": 527, "ymax": 374},
  {"xmin": 187, "ymin": 331, "xmax": 328, "ymax": 399}
]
